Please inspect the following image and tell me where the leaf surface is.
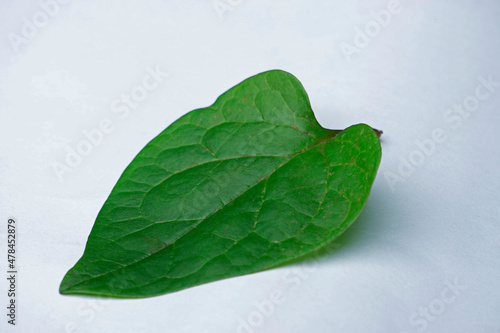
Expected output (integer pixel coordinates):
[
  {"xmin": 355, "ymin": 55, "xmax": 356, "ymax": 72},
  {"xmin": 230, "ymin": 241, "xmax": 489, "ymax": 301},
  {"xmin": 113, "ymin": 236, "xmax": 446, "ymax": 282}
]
[{"xmin": 60, "ymin": 70, "xmax": 381, "ymax": 298}]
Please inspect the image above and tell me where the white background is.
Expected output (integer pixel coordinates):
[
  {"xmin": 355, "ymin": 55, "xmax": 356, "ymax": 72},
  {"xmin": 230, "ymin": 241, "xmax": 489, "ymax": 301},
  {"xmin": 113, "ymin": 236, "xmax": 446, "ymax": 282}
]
[{"xmin": 1, "ymin": 0, "xmax": 499, "ymax": 332}]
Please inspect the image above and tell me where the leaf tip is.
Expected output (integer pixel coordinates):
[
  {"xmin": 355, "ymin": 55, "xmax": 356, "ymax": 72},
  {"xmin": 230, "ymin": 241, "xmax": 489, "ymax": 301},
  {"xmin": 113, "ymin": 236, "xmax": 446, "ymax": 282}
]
[
  {"xmin": 59, "ymin": 269, "xmax": 83, "ymax": 296},
  {"xmin": 59, "ymin": 277, "xmax": 72, "ymax": 295}
]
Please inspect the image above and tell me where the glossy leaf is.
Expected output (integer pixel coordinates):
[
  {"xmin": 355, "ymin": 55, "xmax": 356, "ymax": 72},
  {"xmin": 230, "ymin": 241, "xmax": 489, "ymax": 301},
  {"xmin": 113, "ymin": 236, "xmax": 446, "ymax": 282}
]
[{"xmin": 60, "ymin": 70, "xmax": 381, "ymax": 298}]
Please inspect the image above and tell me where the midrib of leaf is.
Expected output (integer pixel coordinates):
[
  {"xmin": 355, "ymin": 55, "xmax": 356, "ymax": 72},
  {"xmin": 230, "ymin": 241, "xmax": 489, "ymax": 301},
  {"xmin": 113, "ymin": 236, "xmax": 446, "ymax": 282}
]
[{"xmin": 62, "ymin": 129, "xmax": 342, "ymax": 293}]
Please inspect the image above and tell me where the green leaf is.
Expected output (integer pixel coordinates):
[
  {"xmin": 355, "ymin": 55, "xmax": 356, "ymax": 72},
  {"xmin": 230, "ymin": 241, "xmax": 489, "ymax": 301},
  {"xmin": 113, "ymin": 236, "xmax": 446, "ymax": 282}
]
[{"xmin": 60, "ymin": 70, "xmax": 381, "ymax": 298}]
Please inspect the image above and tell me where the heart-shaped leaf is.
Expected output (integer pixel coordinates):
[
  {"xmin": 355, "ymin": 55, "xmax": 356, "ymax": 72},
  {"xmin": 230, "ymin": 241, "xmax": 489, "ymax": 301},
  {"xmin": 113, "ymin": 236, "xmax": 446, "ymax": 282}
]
[{"xmin": 60, "ymin": 70, "xmax": 381, "ymax": 298}]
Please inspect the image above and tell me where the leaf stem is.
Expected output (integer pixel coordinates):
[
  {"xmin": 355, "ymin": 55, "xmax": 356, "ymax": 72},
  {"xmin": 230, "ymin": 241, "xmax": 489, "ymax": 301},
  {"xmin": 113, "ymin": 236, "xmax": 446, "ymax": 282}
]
[{"xmin": 372, "ymin": 128, "xmax": 383, "ymax": 138}]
